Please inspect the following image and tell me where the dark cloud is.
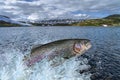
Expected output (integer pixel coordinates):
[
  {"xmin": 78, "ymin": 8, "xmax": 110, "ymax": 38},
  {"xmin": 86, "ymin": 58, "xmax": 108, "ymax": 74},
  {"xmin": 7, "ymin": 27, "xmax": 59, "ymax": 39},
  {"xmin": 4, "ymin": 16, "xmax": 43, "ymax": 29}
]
[{"xmin": 0, "ymin": 0, "xmax": 120, "ymax": 21}]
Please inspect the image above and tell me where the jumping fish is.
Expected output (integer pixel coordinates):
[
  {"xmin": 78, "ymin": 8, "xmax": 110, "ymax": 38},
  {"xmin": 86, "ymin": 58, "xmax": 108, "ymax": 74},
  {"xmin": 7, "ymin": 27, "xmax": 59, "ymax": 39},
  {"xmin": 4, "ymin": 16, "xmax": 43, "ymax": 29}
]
[{"xmin": 24, "ymin": 39, "xmax": 92, "ymax": 66}]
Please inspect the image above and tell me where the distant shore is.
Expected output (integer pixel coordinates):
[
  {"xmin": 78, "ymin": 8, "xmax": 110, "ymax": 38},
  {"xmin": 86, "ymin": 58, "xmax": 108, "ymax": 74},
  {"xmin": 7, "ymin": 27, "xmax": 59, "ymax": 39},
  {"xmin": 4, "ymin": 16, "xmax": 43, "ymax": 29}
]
[{"xmin": 0, "ymin": 14, "xmax": 120, "ymax": 27}]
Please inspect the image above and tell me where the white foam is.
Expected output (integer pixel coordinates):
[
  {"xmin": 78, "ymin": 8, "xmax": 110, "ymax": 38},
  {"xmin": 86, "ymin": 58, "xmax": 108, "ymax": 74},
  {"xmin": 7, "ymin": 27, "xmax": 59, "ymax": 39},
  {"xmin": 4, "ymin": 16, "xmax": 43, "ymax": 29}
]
[{"xmin": 0, "ymin": 49, "xmax": 91, "ymax": 80}]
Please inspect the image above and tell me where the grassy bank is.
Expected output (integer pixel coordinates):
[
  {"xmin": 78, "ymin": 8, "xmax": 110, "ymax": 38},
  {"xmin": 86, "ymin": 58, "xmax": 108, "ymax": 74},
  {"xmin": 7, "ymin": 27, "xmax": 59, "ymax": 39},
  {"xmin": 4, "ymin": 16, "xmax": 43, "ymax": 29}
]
[{"xmin": 71, "ymin": 14, "xmax": 120, "ymax": 26}]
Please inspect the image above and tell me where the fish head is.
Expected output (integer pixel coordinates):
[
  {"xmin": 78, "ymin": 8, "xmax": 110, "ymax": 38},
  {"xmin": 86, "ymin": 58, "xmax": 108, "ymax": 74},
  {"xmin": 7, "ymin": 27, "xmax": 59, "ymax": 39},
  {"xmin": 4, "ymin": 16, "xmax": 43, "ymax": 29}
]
[{"xmin": 73, "ymin": 39, "xmax": 92, "ymax": 56}]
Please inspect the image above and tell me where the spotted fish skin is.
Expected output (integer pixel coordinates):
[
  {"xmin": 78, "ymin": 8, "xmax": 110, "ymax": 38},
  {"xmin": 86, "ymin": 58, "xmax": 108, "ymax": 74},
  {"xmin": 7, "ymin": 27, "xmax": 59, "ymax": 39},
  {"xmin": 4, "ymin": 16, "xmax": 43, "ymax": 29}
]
[{"xmin": 24, "ymin": 39, "xmax": 92, "ymax": 66}]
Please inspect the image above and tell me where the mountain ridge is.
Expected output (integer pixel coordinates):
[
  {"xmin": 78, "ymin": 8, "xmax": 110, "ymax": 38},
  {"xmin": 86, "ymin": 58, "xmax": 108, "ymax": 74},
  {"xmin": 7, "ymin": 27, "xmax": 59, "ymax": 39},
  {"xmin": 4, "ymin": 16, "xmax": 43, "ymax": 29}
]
[
  {"xmin": 0, "ymin": 14, "xmax": 120, "ymax": 27},
  {"xmin": 71, "ymin": 14, "xmax": 120, "ymax": 26}
]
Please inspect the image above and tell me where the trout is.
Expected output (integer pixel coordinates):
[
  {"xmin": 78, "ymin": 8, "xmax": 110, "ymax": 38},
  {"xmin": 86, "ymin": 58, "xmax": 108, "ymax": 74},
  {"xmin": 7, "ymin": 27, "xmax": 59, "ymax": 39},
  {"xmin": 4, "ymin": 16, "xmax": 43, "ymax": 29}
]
[{"xmin": 24, "ymin": 39, "xmax": 91, "ymax": 66}]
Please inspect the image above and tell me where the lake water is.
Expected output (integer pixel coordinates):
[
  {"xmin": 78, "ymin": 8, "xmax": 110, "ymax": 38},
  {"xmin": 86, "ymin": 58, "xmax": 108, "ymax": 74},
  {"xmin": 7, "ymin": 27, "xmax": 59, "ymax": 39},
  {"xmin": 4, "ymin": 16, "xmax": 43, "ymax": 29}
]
[{"xmin": 0, "ymin": 26, "xmax": 120, "ymax": 80}]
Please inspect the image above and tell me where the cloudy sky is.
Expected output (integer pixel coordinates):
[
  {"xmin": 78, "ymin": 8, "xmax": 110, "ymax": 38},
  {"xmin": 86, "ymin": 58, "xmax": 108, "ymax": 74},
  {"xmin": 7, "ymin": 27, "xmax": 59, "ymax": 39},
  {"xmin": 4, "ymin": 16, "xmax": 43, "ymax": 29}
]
[{"xmin": 0, "ymin": 0, "xmax": 120, "ymax": 21}]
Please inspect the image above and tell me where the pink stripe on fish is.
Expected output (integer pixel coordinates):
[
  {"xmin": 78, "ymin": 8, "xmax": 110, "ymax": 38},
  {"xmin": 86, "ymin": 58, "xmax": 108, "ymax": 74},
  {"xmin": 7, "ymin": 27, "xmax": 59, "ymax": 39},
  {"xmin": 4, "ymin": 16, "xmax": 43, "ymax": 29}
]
[
  {"xmin": 26, "ymin": 54, "xmax": 45, "ymax": 66},
  {"xmin": 25, "ymin": 49, "xmax": 57, "ymax": 66}
]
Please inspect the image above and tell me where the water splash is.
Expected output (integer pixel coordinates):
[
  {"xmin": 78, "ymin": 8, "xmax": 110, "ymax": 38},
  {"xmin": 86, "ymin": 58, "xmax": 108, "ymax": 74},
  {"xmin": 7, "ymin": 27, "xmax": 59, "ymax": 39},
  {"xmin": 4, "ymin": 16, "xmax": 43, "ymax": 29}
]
[{"xmin": 0, "ymin": 49, "xmax": 91, "ymax": 80}]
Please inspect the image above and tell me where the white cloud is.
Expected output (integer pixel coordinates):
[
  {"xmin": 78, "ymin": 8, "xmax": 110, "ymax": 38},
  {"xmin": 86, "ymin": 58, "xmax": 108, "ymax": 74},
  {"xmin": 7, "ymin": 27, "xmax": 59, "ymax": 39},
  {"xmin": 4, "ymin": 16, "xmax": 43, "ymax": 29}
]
[
  {"xmin": 28, "ymin": 13, "xmax": 39, "ymax": 21},
  {"xmin": 0, "ymin": 0, "xmax": 120, "ymax": 21}
]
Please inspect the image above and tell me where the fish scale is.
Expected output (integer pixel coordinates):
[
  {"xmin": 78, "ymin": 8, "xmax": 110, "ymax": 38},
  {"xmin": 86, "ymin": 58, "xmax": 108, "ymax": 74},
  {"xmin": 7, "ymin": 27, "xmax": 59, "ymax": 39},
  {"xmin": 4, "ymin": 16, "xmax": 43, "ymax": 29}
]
[{"xmin": 24, "ymin": 39, "xmax": 91, "ymax": 66}]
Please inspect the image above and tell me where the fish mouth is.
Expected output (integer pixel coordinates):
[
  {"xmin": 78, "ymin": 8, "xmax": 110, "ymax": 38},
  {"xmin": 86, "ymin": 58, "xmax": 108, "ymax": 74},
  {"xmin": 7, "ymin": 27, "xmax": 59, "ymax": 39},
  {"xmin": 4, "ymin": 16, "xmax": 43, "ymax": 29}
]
[{"xmin": 86, "ymin": 42, "xmax": 92, "ymax": 50}]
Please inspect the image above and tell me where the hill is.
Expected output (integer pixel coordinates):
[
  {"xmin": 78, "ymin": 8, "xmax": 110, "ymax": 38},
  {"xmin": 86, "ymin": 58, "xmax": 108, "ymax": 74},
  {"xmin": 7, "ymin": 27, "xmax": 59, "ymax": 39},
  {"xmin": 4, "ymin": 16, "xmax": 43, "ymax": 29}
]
[
  {"xmin": 0, "ymin": 15, "xmax": 22, "ymax": 27},
  {"xmin": 1, "ymin": 14, "xmax": 120, "ymax": 27},
  {"xmin": 71, "ymin": 14, "xmax": 120, "ymax": 26}
]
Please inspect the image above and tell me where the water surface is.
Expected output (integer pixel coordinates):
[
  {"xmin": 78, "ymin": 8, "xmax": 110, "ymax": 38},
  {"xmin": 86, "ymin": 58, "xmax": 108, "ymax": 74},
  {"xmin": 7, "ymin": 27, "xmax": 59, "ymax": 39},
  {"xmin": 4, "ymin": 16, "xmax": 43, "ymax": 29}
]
[{"xmin": 0, "ymin": 26, "xmax": 120, "ymax": 80}]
